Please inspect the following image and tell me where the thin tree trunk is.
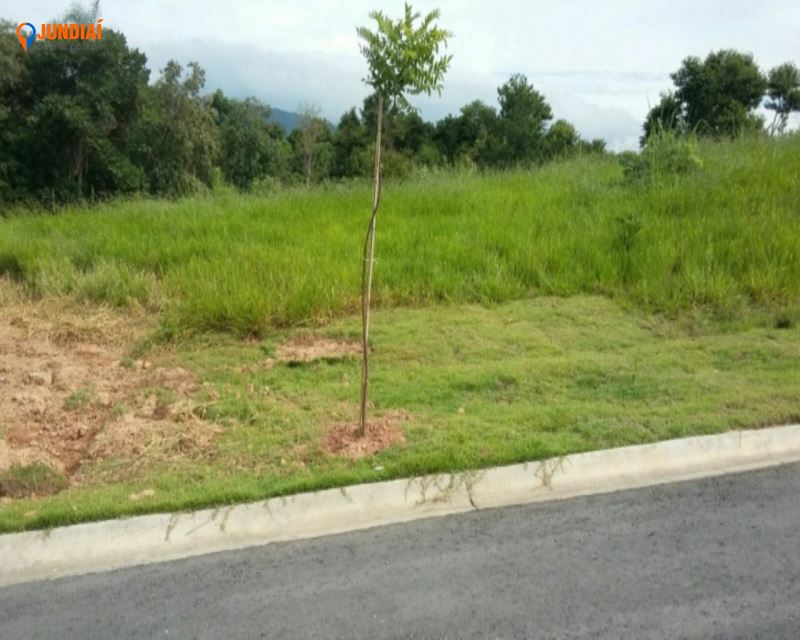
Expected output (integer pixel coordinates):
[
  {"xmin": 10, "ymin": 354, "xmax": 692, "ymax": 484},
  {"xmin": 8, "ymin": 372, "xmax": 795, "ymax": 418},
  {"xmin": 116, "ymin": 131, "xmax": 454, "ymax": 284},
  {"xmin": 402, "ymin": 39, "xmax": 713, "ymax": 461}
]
[
  {"xmin": 359, "ymin": 94, "xmax": 383, "ymax": 436},
  {"xmin": 769, "ymin": 111, "xmax": 780, "ymax": 136},
  {"xmin": 305, "ymin": 147, "xmax": 313, "ymax": 188}
]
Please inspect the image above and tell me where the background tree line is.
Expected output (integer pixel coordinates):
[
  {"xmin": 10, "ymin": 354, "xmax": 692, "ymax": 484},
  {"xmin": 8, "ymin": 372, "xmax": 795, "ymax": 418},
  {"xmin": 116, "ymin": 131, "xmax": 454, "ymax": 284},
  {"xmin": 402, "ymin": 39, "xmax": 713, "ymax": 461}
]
[
  {"xmin": 0, "ymin": 18, "xmax": 606, "ymax": 205},
  {"xmin": 0, "ymin": 15, "xmax": 797, "ymax": 206}
]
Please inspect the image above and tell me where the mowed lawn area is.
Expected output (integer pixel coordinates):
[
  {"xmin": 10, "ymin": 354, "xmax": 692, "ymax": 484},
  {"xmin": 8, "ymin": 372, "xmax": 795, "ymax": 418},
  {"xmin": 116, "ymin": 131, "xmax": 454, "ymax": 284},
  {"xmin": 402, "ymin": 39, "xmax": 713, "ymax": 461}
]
[{"xmin": 0, "ymin": 135, "xmax": 798, "ymax": 532}]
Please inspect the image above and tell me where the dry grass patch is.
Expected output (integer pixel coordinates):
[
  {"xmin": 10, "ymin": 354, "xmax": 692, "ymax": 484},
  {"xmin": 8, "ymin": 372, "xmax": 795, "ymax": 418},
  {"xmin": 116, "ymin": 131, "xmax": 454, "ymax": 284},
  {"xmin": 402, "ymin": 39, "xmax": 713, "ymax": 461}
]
[{"xmin": 274, "ymin": 335, "xmax": 362, "ymax": 364}]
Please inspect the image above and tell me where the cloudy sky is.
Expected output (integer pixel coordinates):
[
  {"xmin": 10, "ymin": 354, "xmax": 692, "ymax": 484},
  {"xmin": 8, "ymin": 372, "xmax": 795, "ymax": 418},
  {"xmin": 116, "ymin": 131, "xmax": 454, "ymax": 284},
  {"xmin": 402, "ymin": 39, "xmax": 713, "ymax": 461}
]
[{"xmin": 5, "ymin": 0, "xmax": 799, "ymax": 149}]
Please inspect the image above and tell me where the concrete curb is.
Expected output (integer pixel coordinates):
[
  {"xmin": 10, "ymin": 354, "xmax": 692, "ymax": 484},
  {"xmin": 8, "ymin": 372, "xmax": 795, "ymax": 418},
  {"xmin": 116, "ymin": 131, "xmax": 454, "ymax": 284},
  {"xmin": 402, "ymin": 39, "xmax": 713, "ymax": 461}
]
[{"xmin": 2, "ymin": 423, "xmax": 800, "ymax": 587}]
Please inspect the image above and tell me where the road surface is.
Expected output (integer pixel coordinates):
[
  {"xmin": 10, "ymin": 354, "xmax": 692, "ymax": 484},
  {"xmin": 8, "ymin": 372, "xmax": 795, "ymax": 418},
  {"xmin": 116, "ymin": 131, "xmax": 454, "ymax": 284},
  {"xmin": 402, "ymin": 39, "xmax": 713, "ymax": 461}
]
[{"xmin": 1, "ymin": 463, "xmax": 799, "ymax": 639}]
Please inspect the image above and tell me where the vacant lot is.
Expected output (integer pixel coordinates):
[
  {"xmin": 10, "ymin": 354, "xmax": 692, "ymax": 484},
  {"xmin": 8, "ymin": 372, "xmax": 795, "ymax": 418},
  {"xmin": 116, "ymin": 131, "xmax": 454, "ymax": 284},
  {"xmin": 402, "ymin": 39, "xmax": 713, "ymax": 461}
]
[{"xmin": 0, "ymin": 135, "xmax": 798, "ymax": 532}]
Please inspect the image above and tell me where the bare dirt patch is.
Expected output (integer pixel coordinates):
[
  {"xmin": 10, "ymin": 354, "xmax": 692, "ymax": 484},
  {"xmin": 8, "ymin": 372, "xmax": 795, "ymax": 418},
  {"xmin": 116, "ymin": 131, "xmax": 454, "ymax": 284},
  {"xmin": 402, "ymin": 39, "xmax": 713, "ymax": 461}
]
[
  {"xmin": 0, "ymin": 280, "xmax": 218, "ymax": 494},
  {"xmin": 323, "ymin": 410, "xmax": 408, "ymax": 460},
  {"xmin": 275, "ymin": 335, "xmax": 362, "ymax": 364}
]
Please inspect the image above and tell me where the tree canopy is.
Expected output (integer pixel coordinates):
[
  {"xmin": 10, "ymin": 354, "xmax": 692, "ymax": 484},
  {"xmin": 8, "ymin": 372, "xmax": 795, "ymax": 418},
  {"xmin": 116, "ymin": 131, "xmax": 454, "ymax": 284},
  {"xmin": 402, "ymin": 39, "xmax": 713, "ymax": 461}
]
[
  {"xmin": 642, "ymin": 49, "xmax": 798, "ymax": 144},
  {"xmin": 356, "ymin": 3, "xmax": 452, "ymax": 110},
  {"xmin": 672, "ymin": 50, "xmax": 766, "ymax": 136},
  {"xmin": 496, "ymin": 74, "xmax": 553, "ymax": 165},
  {"xmin": 765, "ymin": 62, "xmax": 800, "ymax": 135}
]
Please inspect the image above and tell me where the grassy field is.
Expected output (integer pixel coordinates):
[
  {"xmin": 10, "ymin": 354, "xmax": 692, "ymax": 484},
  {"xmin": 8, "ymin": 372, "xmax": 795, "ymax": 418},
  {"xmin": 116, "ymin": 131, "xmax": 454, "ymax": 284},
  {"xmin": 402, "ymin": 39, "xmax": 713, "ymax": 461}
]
[
  {"xmin": 1, "ymin": 134, "xmax": 798, "ymax": 336},
  {"xmin": 0, "ymin": 135, "xmax": 799, "ymax": 532}
]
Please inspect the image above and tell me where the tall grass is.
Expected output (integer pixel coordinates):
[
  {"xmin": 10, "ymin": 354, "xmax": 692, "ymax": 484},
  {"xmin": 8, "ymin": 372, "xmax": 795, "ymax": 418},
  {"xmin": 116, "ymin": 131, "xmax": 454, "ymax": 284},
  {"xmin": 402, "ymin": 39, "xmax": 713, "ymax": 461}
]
[{"xmin": 1, "ymin": 134, "xmax": 798, "ymax": 336}]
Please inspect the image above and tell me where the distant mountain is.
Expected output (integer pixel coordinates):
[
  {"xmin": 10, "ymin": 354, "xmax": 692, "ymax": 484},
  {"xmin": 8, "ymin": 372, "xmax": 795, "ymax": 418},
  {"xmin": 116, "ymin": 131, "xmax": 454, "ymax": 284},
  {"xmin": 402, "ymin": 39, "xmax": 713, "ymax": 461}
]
[{"xmin": 268, "ymin": 107, "xmax": 302, "ymax": 133}]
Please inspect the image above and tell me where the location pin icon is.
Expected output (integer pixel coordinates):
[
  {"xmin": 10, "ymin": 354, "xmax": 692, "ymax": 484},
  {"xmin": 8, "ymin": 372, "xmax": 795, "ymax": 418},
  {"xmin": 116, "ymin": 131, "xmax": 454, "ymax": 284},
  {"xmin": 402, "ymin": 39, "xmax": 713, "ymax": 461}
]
[{"xmin": 16, "ymin": 22, "xmax": 36, "ymax": 52}]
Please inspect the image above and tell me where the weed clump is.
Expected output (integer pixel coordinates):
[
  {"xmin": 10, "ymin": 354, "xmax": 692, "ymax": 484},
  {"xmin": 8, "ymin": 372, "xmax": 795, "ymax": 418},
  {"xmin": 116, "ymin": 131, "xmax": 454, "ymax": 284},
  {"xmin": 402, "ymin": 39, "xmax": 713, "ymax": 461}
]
[
  {"xmin": 613, "ymin": 212, "xmax": 643, "ymax": 284},
  {"xmin": 0, "ymin": 463, "xmax": 68, "ymax": 498},
  {"xmin": 64, "ymin": 388, "xmax": 101, "ymax": 411}
]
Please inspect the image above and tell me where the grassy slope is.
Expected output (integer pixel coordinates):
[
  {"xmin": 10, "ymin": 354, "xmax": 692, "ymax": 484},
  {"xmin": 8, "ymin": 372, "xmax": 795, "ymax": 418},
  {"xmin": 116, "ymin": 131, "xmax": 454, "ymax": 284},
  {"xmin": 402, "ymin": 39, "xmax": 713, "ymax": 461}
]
[{"xmin": 0, "ymin": 135, "xmax": 798, "ymax": 336}]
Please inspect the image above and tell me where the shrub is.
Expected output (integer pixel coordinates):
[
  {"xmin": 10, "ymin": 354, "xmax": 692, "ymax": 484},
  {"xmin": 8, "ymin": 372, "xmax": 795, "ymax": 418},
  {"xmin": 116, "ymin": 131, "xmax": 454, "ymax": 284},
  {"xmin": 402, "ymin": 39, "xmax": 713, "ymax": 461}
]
[{"xmin": 620, "ymin": 131, "xmax": 702, "ymax": 182}]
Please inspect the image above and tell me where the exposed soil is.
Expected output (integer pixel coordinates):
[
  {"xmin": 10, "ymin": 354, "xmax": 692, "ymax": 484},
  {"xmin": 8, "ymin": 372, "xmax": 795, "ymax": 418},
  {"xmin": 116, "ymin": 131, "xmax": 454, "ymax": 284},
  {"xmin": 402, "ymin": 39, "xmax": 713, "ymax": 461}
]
[
  {"xmin": 275, "ymin": 335, "xmax": 362, "ymax": 364},
  {"xmin": 323, "ymin": 410, "xmax": 408, "ymax": 460},
  {"xmin": 0, "ymin": 283, "xmax": 218, "ymax": 495}
]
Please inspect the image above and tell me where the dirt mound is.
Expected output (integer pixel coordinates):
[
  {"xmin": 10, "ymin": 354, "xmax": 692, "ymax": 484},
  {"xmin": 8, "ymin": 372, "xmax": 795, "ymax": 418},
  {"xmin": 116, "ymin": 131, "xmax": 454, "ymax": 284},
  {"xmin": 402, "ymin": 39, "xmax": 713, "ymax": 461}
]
[
  {"xmin": 275, "ymin": 335, "xmax": 362, "ymax": 364},
  {"xmin": 0, "ymin": 284, "xmax": 218, "ymax": 493},
  {"xmin": 323, "ymin": 410, "xmax": 408, "ymax": 460}
]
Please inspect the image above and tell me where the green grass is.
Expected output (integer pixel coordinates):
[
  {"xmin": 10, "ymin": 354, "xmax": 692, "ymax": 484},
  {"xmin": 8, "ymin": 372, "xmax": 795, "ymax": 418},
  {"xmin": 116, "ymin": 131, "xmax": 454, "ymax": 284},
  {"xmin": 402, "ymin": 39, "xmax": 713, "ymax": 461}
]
[
  {"xmin": 64, "ymin": 388, "xmax": 101, "ymax": 411},
  {"xmin": 1, "ymin": 296, "xmax": 797, "ymax": 532},
  {"xmin": 0, "ymin": 135, "xmax": 798, "ymax": 532},
  {"xmin": 0, "ymin": 135, "xmax": 798, "ymax": 336}
]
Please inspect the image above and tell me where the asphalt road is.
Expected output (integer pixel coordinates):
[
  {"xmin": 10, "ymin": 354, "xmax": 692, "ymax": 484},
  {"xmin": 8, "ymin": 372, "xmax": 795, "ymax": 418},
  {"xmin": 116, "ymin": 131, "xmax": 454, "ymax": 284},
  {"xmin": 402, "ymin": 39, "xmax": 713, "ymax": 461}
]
[{"xmin": 2, "ymin": 463, "xmax": 799, "ymax": 639}]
